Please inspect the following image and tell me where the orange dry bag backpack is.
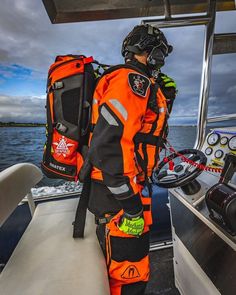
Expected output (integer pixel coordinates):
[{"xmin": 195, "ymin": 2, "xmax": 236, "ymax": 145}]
[{"xmin": 41, "ymin": 55, "xmax": 104, "ymax": 181}]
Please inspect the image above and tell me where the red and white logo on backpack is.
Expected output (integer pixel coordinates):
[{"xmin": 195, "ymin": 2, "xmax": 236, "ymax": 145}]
[{"xmin": 53, "ymin": 136, "xmax": 74, "ymax": 157}]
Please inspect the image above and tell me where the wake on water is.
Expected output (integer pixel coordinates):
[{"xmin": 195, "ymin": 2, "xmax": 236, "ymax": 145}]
[{"xmin": 31, "ymin": 181, "xmax": 82, "ymax": 199}]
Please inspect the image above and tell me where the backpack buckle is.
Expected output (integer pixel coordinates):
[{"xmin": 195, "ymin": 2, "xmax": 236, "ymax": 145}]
[
  {"xmin": 52, "ymin": 81, "xmax": 64, "ymax": 90},
  {"xmin": 55, "ymin": 122, "xmax": 68, "ymax": 133},
  {"xmin": 95, "ymin": 215, "xmax": 114, "ymax": 225}
]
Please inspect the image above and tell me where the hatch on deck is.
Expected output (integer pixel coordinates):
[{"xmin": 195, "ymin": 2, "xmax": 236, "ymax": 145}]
[{"xmin": 42, "ymin": 0, "xmax": 236, "ymax": 24}]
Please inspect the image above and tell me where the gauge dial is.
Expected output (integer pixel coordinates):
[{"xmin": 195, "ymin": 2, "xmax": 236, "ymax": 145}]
[
  {"xmin": 220, "ymin": 136, "xmax": 228, "ymax": 145},
  {"xmin": 214, "ymin": 149, "xmax": 224, "ymax": 159},
  {"xmin": 228, "ymin": 136, "xmax": 236, "ymax": 151},
  {"xmin": 207, "ymin": 133, "xmax": 220, "ymax": 146},
  {"xmin": 205, "ymin": 147, "xmax": 213, "ymax": 155}
]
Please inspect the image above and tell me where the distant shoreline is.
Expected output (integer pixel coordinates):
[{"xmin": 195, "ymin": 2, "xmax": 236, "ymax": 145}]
[{"xmin": 0, "ymin": 122, "xmax": 45, "ymax": 127}]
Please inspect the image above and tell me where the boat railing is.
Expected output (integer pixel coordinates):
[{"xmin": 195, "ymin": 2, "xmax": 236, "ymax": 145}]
[{"xmin": 207, "ymin": 113, "xmax": 236, "ymax": 123}]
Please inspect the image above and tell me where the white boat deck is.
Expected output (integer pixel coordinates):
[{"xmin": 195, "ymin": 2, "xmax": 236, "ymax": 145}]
[
  {"xmin": 0, "ymin": 198, "xmax": 110, "ymax": 295},
  {"xmin": 0, "ymin": 165, "xmax": 110, "ymax": 295}
]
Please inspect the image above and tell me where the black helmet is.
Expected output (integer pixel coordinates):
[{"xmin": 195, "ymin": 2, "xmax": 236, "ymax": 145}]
[{"xmin": 121, "ymin": 24, "xmax": 172, "ymax": 69}]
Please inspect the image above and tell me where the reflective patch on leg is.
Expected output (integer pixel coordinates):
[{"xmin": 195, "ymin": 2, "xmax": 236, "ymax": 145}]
[{"xmin": 107, "ymin": 183, "xmax": 129, "ymax": 195}]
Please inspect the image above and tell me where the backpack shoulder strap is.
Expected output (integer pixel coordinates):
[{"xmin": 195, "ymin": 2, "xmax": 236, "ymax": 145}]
[
  {"xmin": 73, "ymin": 177, "xmax": 91, "ymax": 238},
  {"xmin": 101, "ymin": 63, "xmax": 149, "ymax": 78}
]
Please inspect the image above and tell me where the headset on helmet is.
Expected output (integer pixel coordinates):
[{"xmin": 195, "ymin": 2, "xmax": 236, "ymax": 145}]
[{"xmin": 121, "ymin": 24, "xmax": 173, "ymax": 70}]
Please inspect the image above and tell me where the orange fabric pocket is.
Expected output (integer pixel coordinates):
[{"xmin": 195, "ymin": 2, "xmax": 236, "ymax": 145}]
[
  {"xmin": 51, "ymin": 129, "xmax": 78, "ymax": 165},
  {"xmin": 105, "ymin": 211, "xmax": 150, "ymax": 287}
]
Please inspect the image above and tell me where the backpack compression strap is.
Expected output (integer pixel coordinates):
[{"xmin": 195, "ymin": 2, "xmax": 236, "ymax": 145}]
[
  {"xmin": 73, "ymin": 155, "xmax": 92, "ymax": 238},
  {"xmin": 73, "ymin": 177, "xmax": 91, "ymax": 238}
]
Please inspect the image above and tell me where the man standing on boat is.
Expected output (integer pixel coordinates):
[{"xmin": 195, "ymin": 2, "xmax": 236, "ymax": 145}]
[{"xmin": 87, "ymin": 24, "xmax": 177, "ymax": 295}]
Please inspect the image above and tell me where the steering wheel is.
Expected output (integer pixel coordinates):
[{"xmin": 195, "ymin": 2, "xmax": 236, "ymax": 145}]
[{"xmin": 153, "ymin": 149, "xmax": 207, "ymax": 188}]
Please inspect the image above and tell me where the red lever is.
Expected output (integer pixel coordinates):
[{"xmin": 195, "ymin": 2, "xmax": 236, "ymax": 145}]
[
  {"xmin": 169, "ymin": 160, "xmax": 174, "ymax": 171},
  {"xmin": 163, "ymin": 157, "xmax": 169, "ymax": 163}
]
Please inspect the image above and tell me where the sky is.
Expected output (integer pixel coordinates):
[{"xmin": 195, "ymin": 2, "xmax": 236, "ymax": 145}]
[{"xmin": 0, "ymin": 0, "xmax": 235, "ymax": 125}]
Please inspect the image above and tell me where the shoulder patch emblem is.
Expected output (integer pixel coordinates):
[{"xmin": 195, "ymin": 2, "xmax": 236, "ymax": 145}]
[{"xmin": 128, "ymin": 72, "xmax": 151, "ymax": 97}]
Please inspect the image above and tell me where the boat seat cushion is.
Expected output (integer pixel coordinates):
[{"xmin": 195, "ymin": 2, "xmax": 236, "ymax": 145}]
[
  {"xmin": 0, "ymin": 163, "xmax": 42, "ymax": 226},
  {"xmin": 0, "ymin": 198, "xmax": 110, "ymax": 295}
]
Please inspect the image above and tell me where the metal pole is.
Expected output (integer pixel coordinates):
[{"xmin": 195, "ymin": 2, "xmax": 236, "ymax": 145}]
[
  {"xmin": 207, "ymin": 113, "xmax": 236, "ymax": 123},
  {"xmin": 142, "ymin": 15, "xmax": 210, "ymax": 28},
  {"xmin": 26, "ymin": 192, "xmax": 36, "ymax": 217},
  {"xmin": 163, "ymin": 0, "xmax": 172, "ymax": 20},
  {"xmin": 194, "ymin": 0, "xmax": 217, "ymax": 149}
]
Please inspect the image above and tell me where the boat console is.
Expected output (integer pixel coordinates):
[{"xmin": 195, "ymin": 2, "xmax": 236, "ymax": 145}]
[{"xmin": 168, "ymin": 127, "xmax": 236, "ymax": 295}]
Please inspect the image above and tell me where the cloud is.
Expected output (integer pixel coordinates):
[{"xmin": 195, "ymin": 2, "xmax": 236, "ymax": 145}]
[
  {"xmin": 0, "ymin": 0, "xmax": 133, "ymax": 70},
  {"xmin": 209, "ymin": 96, "xmax": 218, "ymax": 102},
  {"xmin": 0, "ymin": 1, "xmax": 235, "ymax": 122},
  {"xmin": 227, "ymin": 85, "xmax": 236, "ymax": 95},
  {"xmin": 0, "ymin": 94, "xmax": 46, "ymax": 123},
  {"xmin": 0, "ymin": 48, "xmax": 10, "ymax": 61}
]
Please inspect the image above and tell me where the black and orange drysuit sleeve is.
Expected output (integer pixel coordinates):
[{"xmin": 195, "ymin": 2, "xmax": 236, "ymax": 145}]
[{"xmin": 88, "ymin": 68, "xmax": 151, "ymax": 215}]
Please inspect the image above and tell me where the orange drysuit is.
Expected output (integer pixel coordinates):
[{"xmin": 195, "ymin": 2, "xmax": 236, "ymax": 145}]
[{"xmin": 88, "ymin": 61, "xmax": 168, "ymax": 295}]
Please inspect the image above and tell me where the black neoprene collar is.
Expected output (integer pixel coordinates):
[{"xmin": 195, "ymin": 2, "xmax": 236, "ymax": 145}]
[{"xmin": 127, "ymin": 59, "xmax": 152, "ymax": 78}]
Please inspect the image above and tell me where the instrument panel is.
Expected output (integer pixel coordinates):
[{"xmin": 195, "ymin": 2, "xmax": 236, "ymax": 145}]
[{"xmin": 201, "ymin": 127, "xmax": 236, "ymax": 168}]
